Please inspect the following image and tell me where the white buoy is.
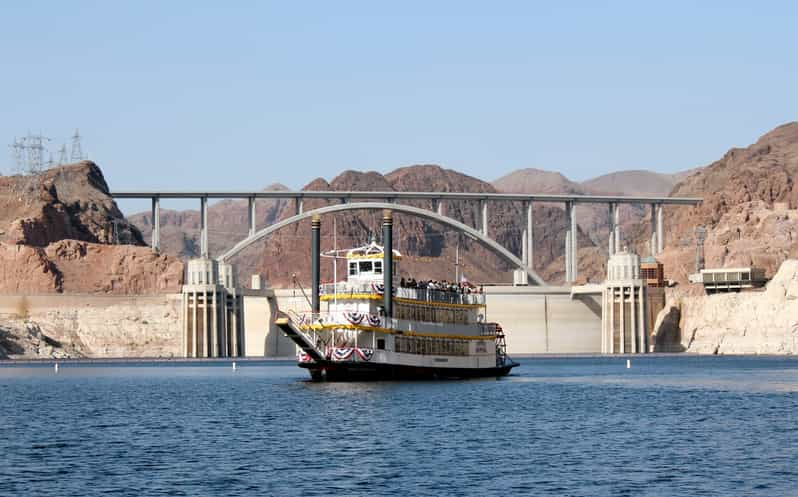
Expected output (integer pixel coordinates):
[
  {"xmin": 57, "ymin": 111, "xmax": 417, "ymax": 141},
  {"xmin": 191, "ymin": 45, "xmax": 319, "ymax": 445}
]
[
  {"xmin": 626, "ymin": 359, "xmax": 631, "ymax": 369},
  {"xmin": 232, "ymin": 361, "xmax": 237, "ymax": 371},
  {"xmin": 54, "ymin": 362, "xmax": 59, "ymax": 373}
]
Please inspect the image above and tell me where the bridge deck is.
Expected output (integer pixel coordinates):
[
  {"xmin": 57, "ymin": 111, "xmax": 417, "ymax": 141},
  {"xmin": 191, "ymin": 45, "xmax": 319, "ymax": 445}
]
[{"xmin": 111, "ymin": 190, "xmax": 701, "ymax": 205}]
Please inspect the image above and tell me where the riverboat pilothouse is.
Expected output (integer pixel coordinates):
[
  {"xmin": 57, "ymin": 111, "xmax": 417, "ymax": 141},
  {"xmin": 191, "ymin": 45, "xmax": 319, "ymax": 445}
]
[{"xmin": 275, "ymin": 210, "xmax": 519, "ymax": 381}]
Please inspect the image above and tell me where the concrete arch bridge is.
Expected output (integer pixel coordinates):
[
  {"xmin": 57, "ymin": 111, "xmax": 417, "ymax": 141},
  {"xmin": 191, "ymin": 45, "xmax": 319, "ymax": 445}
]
[
  {"xmin": 218, "ymin": 201, "xmax": 546, "ymax": 285},
  {"xmin": 112, "ymin": 190, "xmax": 702, "ymax": 286}
]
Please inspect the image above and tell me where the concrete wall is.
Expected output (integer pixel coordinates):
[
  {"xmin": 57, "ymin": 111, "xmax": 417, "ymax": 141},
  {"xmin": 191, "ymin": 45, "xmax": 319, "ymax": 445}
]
[
  {"xmin": 484, "ymin": 286, "xmax": 602, "ymax": 354},
  {"xmin": 242, "ymin": 289, "xmax": 310, "ymax": 358}
]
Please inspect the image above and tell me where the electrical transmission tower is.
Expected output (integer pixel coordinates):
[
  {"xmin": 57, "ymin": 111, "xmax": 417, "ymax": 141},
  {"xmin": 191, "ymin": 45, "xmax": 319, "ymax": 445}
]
[
  {"xmin": 70, "ymin": 128, "xmax": 85, "ymax": 162},
  {"xmin": 24, "ymin": 132, "xmax": 50, "ymax": 174},
  {"xmin": 9, "ymin": 137, "xmax": 25, "ymax": 171},
  {"xmin": 57, "ymin": 144, "xmax": 68, "ymax": 165},
  {"xmin": 695, "ymin": 226, "xmax": 707, "ymax": 272}
]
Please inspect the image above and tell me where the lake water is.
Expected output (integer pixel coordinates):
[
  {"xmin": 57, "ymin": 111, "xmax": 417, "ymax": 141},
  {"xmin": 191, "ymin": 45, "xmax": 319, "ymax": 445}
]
[{"xmin": 0, "ymin": 356, "xmax": 796, "ymax": 497}]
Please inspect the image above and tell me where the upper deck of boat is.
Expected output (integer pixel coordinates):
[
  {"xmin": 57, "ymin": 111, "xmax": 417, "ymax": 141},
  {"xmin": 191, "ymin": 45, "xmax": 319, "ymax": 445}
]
[{"xmin": 320, "ymin": 282, "xmax": 486, "ymax": 306}]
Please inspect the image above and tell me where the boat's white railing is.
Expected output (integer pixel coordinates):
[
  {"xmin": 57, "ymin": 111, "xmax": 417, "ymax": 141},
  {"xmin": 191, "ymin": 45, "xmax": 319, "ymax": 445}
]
[
  {"xmin": 396, "ymin": 287, "xmax": 485, "ymax": 306},
  {"xmin": 285, "ymin": 310, "xmax": 325, "ymax": 350},
  {"xmin": 479, "ymin": 322, "xmax": 498, "ymax": 337},
  {"xmin": 320, "ymin": 281, "xmax": 376, "ymax": 295},
  {"xmin": 319, "ymin": 282, "xmax": 485, "ymax": 305}
]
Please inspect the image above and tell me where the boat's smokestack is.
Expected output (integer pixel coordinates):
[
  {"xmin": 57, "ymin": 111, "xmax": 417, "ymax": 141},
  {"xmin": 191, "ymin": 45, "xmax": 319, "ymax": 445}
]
[
  {"xmin": 383, "ymin": 209, "xmax": 393, "ymax": 318},
  {"xmin": 311, "ymin": 214, "xmax": 321, "ymax": 315}
]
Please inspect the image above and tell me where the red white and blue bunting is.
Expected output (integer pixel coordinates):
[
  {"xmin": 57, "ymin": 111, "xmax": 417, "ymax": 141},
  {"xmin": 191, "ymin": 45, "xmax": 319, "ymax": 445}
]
[
  {"xmin": 366, "ymin": 314, "xmax": 382, "ymax": 327},
  {"xmin": 326, "ymin": 347, "xmax": 374, "ymax": 362},
  {"xmin": 355, "ymin": 348, "xmax": 374, "ymax": 361},
  {"xmin": 297, "ymin": 351, "xmax": 314, "ymax": 363},
  {"xmin": 332, "ymin": 347, "xmax": 354, "ymax": 361},
  {"xmin": 371, "ymin": 282, "xmax": 385, "ymax": 294},
  {"xmin": 343, "ymin": 311, "xmax": 365, "ymax": 325}
]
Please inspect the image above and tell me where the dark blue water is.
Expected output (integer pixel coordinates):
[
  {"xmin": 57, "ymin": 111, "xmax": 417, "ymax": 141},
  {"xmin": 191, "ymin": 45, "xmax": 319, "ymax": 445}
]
[{"xmin": 1, "ymin": 356, "xmax": 796, "ymax": 497}]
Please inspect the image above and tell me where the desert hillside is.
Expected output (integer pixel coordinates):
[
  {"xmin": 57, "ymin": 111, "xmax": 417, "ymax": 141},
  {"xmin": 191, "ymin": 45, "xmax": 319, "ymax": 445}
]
[
  {"xmin": 644, "ymin": 122, "xmax": 798, "ymax": 283},
  {"xmin": 0, "ymin": 162, "xmax": 183, "ymax": 294}
]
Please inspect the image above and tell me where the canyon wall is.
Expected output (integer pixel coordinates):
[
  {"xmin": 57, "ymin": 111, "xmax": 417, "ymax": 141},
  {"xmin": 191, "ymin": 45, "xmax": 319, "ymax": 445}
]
[
  {"xmin": 654, "ymin": 259, "xmax": 798, "ymax": 354},
  {"xmin": 0, "ymin": 295, "xmax": 182, "ymax": 359}
]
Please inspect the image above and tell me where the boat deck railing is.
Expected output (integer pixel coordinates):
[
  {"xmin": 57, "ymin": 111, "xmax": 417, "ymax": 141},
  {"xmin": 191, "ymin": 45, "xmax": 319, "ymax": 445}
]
[{"xmin": 320, "ymin": 281, "xmax": 485, "ymax": 306}]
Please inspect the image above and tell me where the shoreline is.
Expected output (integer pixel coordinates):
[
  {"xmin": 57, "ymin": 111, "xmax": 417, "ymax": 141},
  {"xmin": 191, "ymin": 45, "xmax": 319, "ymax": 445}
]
[{"xmin": 2, "ymin": 352, "xmax": 795, "ymax": 366}]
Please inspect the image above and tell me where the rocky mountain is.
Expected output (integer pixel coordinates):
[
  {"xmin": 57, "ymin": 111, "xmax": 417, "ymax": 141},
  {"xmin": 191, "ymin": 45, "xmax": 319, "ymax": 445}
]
[
  {"xmin": 0, "ymin": 161, "xmax": 143, "ymax": 246},
  {"xmin": 648, "ymin": 121, "xmax": 798, "ymax": 283},
  {"xmin": 493, "ymin": 168, "xmax": 584, "ymax": 195},
  {"xmin": 581, "ymin": 170, "xmax": 685, "ymax": 196},
  {"xmin": 130, "ymin": 165, "xmax": 594, "ymax": 287},
  {"xmin": 0, "ymin": 162, "xmax": 183, "ymax": 294}
]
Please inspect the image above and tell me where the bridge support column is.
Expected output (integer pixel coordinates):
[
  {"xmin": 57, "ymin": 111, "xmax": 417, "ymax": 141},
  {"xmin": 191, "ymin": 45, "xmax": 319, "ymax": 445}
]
[
  {"xmin": 248, "ymin": 197, "xmax": 256, "ymax": 237},
  {"xmin": 383, "ymin": 210, "xmax": 393, "ymax": 319},
  {"xmin": 656, "ymin": 203, "xmax": 664, "ymax": 255},
  {"xmin": 296, "ymin": 198, "xmax": 304, "ymax": 216},
  {"xmin": 650, "ymin": 203, "xmax": 657, "ymax": 256},
  {"xmin": 481, "ymin": 200, "xmax": 488, "ymax": 237},
  {"xmin": 564, "ymin": 201, "xmax": 577, "ymax": 283},
  {"xmin": 311, "ymin": 215, "xmax": 320, "ymax": 315},
  {"xmin": 570, "ymin": 201, "xmax": 577, "ymax": 282},
  {"xmin": 607, "ymin": 202, "xmax": 618, "ymax": 256},
  {"xmin": 524, "ymin": 201, "xmax": 534, "ymax": 268},
  {"xmin": 433, "ymin": 198, "xmax": 444, "ymax": 217},
  {"xmin": 151, "ymin": 197, "xmax": 160, "ymax": 253},
  {"xmin": 200, "ymin": 196, "xmax": 208, "ymax": 258},
  {"xmin": 564, "ymin": 203, "xmax": 572, "ymax": 283},
  {"xmin": 614, "ymin": 203, "xmax": 621, "ymax": 254}
]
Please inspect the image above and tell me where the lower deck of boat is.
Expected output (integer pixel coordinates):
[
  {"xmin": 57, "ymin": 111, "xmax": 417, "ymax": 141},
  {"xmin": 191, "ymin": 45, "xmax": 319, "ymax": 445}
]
[{"xmin": 300, "ymin": 360, "xmax": 518, "ymax": 381}]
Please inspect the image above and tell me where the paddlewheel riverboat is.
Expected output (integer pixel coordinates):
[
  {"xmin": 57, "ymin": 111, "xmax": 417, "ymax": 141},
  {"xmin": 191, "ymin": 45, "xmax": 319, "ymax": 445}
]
[{"xmin": 275, "ymin": 211, "xmax": 518, "ymax": 381}]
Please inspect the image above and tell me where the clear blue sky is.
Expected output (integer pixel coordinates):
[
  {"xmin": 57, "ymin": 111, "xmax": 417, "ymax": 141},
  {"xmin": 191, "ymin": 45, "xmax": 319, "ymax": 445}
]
[{"xmin": 2, "ymin": 1, "xmax": 796, "ymax": 205}]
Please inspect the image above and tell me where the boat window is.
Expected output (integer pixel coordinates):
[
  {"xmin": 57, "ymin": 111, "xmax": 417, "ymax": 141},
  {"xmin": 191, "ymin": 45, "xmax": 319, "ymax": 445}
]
[
  {"xmin": 359, "ymin": 261, "xmax": 373, "ymax": 273},
  {"xmin": 377, "ymin": 338, "xmax": 385, "ymax": 350},
  {"xmin": 349, "ymin": 262, "xmax": 357, "ymax": 276},
  {"xmin": 374, "ymin": 261, "xmax": 383, "ymax": 274}
]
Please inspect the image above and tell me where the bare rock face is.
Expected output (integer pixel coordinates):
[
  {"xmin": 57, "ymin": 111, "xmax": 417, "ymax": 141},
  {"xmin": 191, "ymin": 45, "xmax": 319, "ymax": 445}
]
[
  {"xmin": 652, "ymin": 122, "xmax": 798, "ymax": 282},
  {"xmin": 0, "ymin": 243, "xmax": 62, "ymax": 293},
  {"xmin": 0, "ymin": 161, "xmax": 144, "ymax": 246},
  {"xmin": 0, "ymin": 240, "xmax": 184, "ymax": 295},
  {"xmin": 0, "ymin": 320, "xmax": 81, "ymax": 359},
  {"xmin": 656, "ymin": 259, "xmax": 798, "ymax": 354},
  {"xmin": 46, "ymin": 240, "xmax": 184, "ymax": 294},
  {"xmin": 0, "ymin": 161, "xmax": 183, "ymax": 295},
  {"xmin": 0, "ymin": 295, "xmax": 182, "ymax": 359}
]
